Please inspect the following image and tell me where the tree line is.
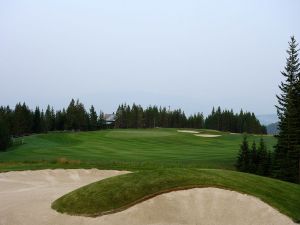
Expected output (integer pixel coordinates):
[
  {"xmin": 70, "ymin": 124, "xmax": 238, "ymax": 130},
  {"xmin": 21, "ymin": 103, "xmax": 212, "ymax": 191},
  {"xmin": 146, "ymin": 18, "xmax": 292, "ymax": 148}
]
[
  {"xmin": 114, "ymin": 103, "xmax": 266, "ymax": 134},
  {"xmin": 0, "ymin": 100, "xmax": 266, "ymax": 151},
  {"xmin": 114, "ymin": 104, "xmax": 204, "ymax": 129},
  {"xmin": 205, "ymin": 107, "xmax": 266, "ymax": 134},
  {"xmin": 236, "ymin": 136, "xmax": 272, "ymax": 176},
  {"xmin": 0, "ymin": 99, "xmax": 106, "ymax": 151},
  {"xmin": 235, "ymin": 36, "xmax": 300, "ymax": 184}
]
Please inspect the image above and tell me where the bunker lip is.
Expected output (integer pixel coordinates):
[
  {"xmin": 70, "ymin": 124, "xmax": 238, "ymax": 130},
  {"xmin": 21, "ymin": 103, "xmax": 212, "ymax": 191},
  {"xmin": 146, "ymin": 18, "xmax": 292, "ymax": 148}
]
[
  {"xmin": 194, "ymin": 134, "xmax": 221, "ymax": 137},
  {"xmin": 53, "ymin": 184, "xmax": 289, "ymax": 218},
  {"xmin": 177, "ymin": 130, "xmax": 199, "ymax": 134}
]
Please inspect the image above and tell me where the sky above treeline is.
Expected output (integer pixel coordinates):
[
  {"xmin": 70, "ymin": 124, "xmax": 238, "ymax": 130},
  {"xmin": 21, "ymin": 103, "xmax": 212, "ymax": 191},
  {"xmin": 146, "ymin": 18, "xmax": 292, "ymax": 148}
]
[{"xmin": 0, "ymin": 0, "xmax": 299, "ymax": 116}]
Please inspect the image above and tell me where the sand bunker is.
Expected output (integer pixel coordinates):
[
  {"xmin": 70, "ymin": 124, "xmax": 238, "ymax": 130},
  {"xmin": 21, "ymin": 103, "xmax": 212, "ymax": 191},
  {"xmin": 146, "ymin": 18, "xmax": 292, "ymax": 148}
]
[
  {"xmin": 194, "ymin": 134, "xmax": 221, "ymax": 137},
  {"xmin": 177, "ymin": 130, "xmax": 199, "ymax": 134},
  {"xmin": 0, "ymin": 169, "xmax": 296, "ymax": 225}
]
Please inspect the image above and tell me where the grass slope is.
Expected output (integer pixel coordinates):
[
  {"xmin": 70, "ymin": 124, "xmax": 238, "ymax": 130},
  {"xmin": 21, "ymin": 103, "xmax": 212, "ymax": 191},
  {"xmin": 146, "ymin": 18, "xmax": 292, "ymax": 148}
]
[
  {"xmin": 0, "ymin": 129, "xmax": 276, "ymax": 171},
  {"xmin": 52, "ymin": 168, "xmax": 300, "ymax": 222}
]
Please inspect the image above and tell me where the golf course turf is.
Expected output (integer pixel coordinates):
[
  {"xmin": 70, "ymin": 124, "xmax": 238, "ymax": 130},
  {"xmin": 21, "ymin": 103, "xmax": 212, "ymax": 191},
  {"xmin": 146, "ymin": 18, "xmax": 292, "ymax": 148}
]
[
  {"xmin": 1, "ymin": 128, "xmax": 299, "ymax": 223},
  {"xmin": 52, "ymin": 168, "xmax": 300, "ymax": 222},
  {"xmin": 0, "ymin": 128, "xmax": 276, "ymax": 171}
]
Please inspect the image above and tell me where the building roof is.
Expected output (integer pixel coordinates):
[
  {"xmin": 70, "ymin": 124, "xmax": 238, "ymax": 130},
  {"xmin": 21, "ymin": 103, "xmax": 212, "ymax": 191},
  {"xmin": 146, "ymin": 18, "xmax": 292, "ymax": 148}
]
[{"xmin": 104, "ymin": 113, "xmax": 116, "ymax": 122}]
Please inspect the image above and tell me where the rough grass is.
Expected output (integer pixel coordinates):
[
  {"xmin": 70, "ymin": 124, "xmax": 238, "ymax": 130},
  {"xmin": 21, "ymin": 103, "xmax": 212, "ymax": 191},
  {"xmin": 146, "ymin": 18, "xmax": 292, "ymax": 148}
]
[
  {"xmin": 52, "ymin": 168, "xmax": 300, "ymax": 222},
  {"xmin": 0, "ymin": 129, "xmax": 276, "ymax": 171}
]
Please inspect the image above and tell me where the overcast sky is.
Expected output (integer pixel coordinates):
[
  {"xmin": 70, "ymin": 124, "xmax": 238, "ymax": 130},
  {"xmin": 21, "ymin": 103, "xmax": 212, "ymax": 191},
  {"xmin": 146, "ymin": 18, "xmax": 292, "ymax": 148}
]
[{"xmin": 0, "ymin": 0, "xmax": 299, "ymax": 116}]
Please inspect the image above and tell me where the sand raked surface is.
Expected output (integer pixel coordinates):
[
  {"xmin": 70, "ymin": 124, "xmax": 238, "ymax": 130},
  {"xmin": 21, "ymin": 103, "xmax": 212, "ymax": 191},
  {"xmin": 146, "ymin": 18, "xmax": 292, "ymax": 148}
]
[
  {"xmin": 177, "ymin": 130, "xmax": 199, "ymax": 134},
  {"xmin": 194, "ymin": 134, "xmax": 221, "ymax": 138},
  {"xmin": 177, "ymin": 130, "xmax": 222, "ymax": 137},
  {"xmin": 0, "ymin": 169, "xmax": 297, "ymax": 225}
]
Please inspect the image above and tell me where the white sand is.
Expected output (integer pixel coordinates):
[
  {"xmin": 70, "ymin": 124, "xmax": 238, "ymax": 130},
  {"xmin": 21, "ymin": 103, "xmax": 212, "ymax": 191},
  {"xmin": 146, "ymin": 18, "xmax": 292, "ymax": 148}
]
[
  {"xmin": 0, "ymin": 169, "xmax": 296, "ymax": 225},
  {"xmin": 194, "ymin": 134, "xmax": 221, "ymax": 137},
  {"xmin": 177, "ymin": 130, "xmax": 199, "ymax": 134}
]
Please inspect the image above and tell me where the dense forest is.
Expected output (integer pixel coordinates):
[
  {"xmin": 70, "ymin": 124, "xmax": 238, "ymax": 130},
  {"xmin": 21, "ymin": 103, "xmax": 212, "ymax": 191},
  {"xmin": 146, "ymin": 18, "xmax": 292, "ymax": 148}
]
[
  {"xmin": 205, "ymin": 107, "xmax": 266, "ymax": 134},
  {"xmin": 114, "ymin": 104, "xmax": 204, "ymax": 129},
  {"xmin": 0, "ymin": 100, "xmax": 266, "ymax": 151},
  {"xmin": 0, "ymin": 99, "xmax": 105, "ymax": 138},
  {"xmin": 114, "ymin": 104, "xmax": 266, "ymax": 134}
]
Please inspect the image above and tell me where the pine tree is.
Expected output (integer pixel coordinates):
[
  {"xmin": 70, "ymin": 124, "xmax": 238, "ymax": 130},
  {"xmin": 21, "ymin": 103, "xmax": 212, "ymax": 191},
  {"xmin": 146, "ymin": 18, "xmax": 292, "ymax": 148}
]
[
  {"xmin": 236, "ymin": 136, "xmax": 250, "ymax": 172},
  {"xmin": 98, "ymin": 111, "xmax": 105, "ymax": 129},
  {"xmin": 75, "ymin": 100, "xmax": 87, "ymax": 130},
  {"xmin": 13, "ymin": 103, "xmax": 32, "ymax": 136},
  {"xmin": 257, "ymin": 138, "xmax": 271, "ymax": 176},
  {"xmin": 55, "ymin": 109, "xmax": 66, "ymax": 131},
  {"xmin": 274, "ymin": 36, "xmax": 300, "ymax": 183},
  {"xmin": 40, "ymin": 110, "xmax": 46, "ymax": 132},
  {"xmin": 89, "ymin": 105, "xmax": 98, "ymax": 131},
  {"xmin": 0, "ymin": 106, "xmax": 13, "ymax": 136},
  {"xmin": 115, "ymin": 104, "xmax": 125, "ymax": 128},
  {"xmin": 249, "ymin": 141, "xmax": 258, "ymax": 173},
  {"xmin": 44, "ymin": 105, "xmax": 52, "ymax": 132},
  {"xmin": 0, "ymin": 117, "xmax": 11, "ymax": 151},
  {"xmin": 32, "ymin": 107, "xmax": 42, "ymax": 133},
  {"xmin": 84, "ymin": 112, "xmax": 90, "ymax": 131}
]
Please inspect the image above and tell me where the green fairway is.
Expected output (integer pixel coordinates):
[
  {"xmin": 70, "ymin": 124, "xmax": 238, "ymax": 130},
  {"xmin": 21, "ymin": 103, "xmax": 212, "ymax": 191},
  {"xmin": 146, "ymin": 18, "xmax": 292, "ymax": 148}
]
[
  {"xmin": 52, "ymin": 168, "xmax": 300, "ymax": 222},
  {"xmin": 0, "ymin": 129, "xmax": 276, "ymax": 171}
]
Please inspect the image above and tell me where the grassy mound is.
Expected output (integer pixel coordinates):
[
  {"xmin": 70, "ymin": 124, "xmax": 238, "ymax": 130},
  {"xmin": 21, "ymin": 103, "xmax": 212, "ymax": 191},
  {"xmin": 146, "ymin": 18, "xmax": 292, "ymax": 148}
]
[{"xmin": 52, "ymin": 169, "xmax": 300, "ymax": 222}]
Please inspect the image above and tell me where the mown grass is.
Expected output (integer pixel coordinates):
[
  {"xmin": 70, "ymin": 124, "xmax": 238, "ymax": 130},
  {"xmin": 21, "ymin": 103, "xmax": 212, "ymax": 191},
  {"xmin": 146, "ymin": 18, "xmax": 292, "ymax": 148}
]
[
  {"xmin": 0, "ymin": 129, "xmax": 276, "ymax": 171},
  {"xmin": 52, "ymin": 168, "xmax": 300, "ymax": 222},
  {"xmin": 2, "ymin": 129, "xmax": 298, "ymax": 222}
]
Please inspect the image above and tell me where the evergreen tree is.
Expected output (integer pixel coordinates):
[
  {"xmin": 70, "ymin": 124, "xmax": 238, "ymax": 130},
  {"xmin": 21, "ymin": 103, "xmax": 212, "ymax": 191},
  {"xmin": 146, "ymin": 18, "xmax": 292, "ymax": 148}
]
[
  {"xmin": 249, "ymin": 141, "xmax": 258, "ymax": 173},
  {"xmin": 55, "ymin": 109, "xmax": 66, "ymax": 130},
  {"xmin": 40, "ymin": 110, "xmax": 46, "ymax": 132},
  {"xmin": 236, "ymin": 136, "xmax": 250, "ymax": 172},
  {"xmin": 0, "ymin": 106, "xmax": 13, "ymax": 134},
  {"xmin": 66, "ymin": 99, "xmax": 87, "ymax": 130},
  {"xmin": 44, "ymin": 105, "xmax": 52, "ymax": 132},
  {"xmin": 0, "ymin": 117, "xmax": 11, "ymax": 151},
  {"xmin": 274, "ymin": 36, "xmax": 300, "ymax": 183},
  {"xmin": 32, "ymin": 107, "xmax": 42, "ymax": 133},
  {"xmin": 115, "ymin": 104, "xmax": 125, "ymax": 128},
  {"xmin": 84, "ymin": 112, "xmax": 90, "ymax": 131},
  {"xmin": 98, "ymin": 111, "xmax": 105, "ymax": 129},
  {"xmin": 66, "ymin": 99, "xmax": 76, "ymax": 130},
  {"xmin": 257, "ymin": 138, "xmax": 271, "ymax": 176},
  {"xmin": 236, "ymin": 137, "xmax": 272, "ymax": 177},
  {"xmin": 13, "ymin": 103, "xmax": 32, "ymax": 136},
  {"xmin": 130, "ymin": 103, "xmax": 143, "ymax": 128},
  {"xmin": 89, "ymin": 105, "xmax": 98, "ymax": 131},
  {"xmin": 159, "ymin": 107, "xmax": 168, "ymax": 127},
  {"xmin": 75, "ymin": 100, "xmax": 87, "ymax": 130}
]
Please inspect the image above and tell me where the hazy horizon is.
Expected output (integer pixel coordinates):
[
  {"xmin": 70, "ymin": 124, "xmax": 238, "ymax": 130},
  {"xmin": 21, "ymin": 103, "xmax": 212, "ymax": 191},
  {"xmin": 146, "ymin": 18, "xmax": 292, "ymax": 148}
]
[{"xmin": 1, "ymin": 0, "xmax": 299, "ymax": 116}]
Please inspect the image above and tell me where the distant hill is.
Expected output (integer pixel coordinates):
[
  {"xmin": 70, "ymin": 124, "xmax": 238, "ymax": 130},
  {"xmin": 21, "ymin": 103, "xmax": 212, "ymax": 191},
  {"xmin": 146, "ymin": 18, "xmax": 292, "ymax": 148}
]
[
  {"xmin": 257, "ymin": 114, "xmax": 278, "ymax": 126},
  {"xmin": 266, "ymin": 122, "xmax": 279, "ymax": 135}
]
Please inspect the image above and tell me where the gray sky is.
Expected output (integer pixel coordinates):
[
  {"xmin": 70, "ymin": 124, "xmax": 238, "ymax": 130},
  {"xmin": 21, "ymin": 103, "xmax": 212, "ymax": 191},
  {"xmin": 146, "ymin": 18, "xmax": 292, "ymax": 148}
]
[{"xmin": 0, "ymin": 0, "xmax": 299, "ymax": 116}]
